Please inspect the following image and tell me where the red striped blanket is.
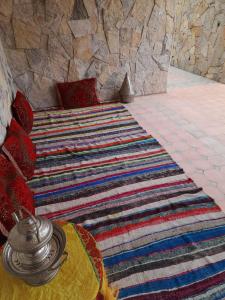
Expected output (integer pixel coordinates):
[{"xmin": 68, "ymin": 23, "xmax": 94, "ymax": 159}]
[{"xmin": 28, "ymin": 103, "xmax": 225, "ymax": 299}]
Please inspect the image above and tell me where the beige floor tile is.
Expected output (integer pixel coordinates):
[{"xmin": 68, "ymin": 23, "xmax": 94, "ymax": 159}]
[{"xmin": 127, "ymin": 67, "xmax": 225, "ymax": 212}]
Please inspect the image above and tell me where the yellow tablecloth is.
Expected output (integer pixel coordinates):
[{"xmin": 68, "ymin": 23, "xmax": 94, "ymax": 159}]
[{"xmin": 0, "ymin": 222, "xmax": 117, "ymax": 300}]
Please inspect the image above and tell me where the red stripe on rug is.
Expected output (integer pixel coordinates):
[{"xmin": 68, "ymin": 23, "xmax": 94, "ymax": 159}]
[
  {"xmin": 94, "ymin": 206, "xmax": 220, "ymax": 241},
  {"xmin": 42, "ymin": 179, "xmax": 193, "ymax": 219},
  {"xmin": 127, "ymin": 268, "xmax": 225, "ymax": 300},
  {"xmin": 30, "ymin": 117, "xmax": 134, "ymax": 137},
  {"xmin": 34, "ymin": 149, "xmax": 167, "ymax": 176},
  {"xmin": 36, "ymin": 135, "xmax": 152, "ymax": 157},
  {"xmin": 36, "ymin": 164, "xmax": 183, "ymax": 196}
]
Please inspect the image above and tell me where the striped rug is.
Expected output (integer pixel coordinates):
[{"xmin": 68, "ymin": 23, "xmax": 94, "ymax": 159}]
[{"xmin": 28, "ymin": 103, "xmax": 225, "ymax": 299}]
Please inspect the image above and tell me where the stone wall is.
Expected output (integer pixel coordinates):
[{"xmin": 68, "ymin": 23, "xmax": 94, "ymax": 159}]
[
  {"xmin": 0, "ymin": 0, "xmax": 175, "ymax": 110},
  {"xmin": 171, "ymin": 0, "xmax": 225, "ymax": 83},
  {"xmin": 0, "ymin": 37, "xmax": 14, "ymax": 145}
]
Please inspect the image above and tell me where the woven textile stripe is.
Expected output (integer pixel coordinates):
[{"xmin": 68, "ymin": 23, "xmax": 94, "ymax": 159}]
[{"xmin": 29, "ymin": 103, "xmax": 225, "ymax": 299}]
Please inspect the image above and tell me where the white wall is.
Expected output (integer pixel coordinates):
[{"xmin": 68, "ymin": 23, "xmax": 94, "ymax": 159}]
[{"xmin": 0, "ymin": 38, "xmax": 15, "ymax": 145}]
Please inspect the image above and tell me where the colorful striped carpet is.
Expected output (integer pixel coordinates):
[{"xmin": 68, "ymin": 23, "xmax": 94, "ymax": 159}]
[{"xmin": 28, "ymin": 103, "xmax": 225, "ymax": 299}]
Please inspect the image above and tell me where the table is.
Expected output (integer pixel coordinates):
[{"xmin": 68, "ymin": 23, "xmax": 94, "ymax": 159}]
[{"xmin": 0, "ymin": 222, "xmax": 117, "ymax": 300}]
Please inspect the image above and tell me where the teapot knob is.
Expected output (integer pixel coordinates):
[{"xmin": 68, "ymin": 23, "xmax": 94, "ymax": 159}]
[{"xmin": 12, "ymin": 206, "xmax": 41, "ymax": 243}]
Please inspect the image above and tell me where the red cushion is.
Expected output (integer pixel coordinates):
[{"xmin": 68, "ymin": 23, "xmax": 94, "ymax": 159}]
[
  {"xmin": 0, "ymin": 154, "xmax": 35, "ymax": 234},
  {"xmin": 12, "ymin": 91, "xmax": 33, "ymax": 134},
  {"xmin": 2, "ymin": 119, "xmax": 36, "ymax": 180},
  {"xmin": 57, "ymin": 78, "xmax": 100, "ymax": 109}
]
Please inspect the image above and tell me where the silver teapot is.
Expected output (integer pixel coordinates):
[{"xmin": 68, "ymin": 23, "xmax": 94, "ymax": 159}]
[{"xmin": 2, "ymin": 207, "xmax": 67, "ymax": 286}]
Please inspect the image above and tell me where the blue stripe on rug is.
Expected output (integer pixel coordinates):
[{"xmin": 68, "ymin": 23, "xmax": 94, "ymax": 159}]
[
  {"xmin": 34, "ymin": 163, "xmax": 178, "ymax": 200},
  {"xmin": 104, "ymin": 224, "xmax": 225, "ymax": 267},
  {"xmin": 119, "ymin": 258, "xmax": 225, "ymax": 298}
]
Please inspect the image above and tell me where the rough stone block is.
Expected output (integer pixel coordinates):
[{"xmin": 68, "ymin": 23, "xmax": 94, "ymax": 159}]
[
  {"xmin": 59, "ymin": 17, "xmax": 72, "ymax": 35},
  {"xmin": 68, "ymin": 19, "xmax": 95, "ymax": 38},
  {"xmin": 28, "ymin": 74, "xmax": 58, "ymax": 109},
  {"xmin": 85, "ymin": 58, "xmax": 106, "ymax": 79},
  {"xmin": 45, "ymin": 0, "xmax": 74, "ymax": 18},
  {"xmin": 152, "ymin": 54, "xmax": 170, "ymax": 72},
  {"xmin": 98, "ymin": 65, "xmax": 116, "ymax": 85},
  {"xmin": 103, "ymin": 0, "xmax": 123, "ymax": 31},
  {"xmin": 5, "ymin": 49, "xmax": 28, "ymax": 77},
  {"xmin": 48, "ymin": 35, "xmax": 71, "ymax": 60},
  {"xmin": 44, "ymin": 55, "xmax": 69, "ymax": 82},
  {"xmin": 59, "ymin": 34, "xmax": 74, "ymax": 59},
  {"xmin": 0, "ymin": 16, "xmax": 15, "ymax": 48},
  {"xmin": 26, "ymin": 49, "xmax": 48, "ymax": 75},
  {"xmin": 120, "ymin": 28, "xmax": 132, "ymax": 47},
  {"xmin": 106, "ymin": 30, "xmax": 119, "ymax": 54},
  {"xmin": 131, "ymin": 0, "xmax": 154, "ymax": 24},
  {"xmin": 72, "ymin": 0, "xmax": 89, "ymax": 20},
  {"xmin": 41, "ymin": 14, "xmax": 62, "ymax": 35},
  {"xmin": 13, "ymin": 19, "xmax": 41, "ymax": 49},
  {"xmin": 73, "ymin": 35, "xmax": 93, "ymax": 61},
  {"xmin": 99, "ymin": 87, "xmax": 119, "ymax": 101},
  {"xmin": 13, "ymin": 2, "xmax": 33, "ymax": 20},
  {"xmin": 131, "ymin": 30, "xmax": 142, "ymax": 48},
  {"xmin": 68, "ymin": 59, "xmax": 79, "ymax": 81},
  {"xmin": 83, "ymin": 0, "xmax": 98, "ymax": 17},
  {"xmin": 72, "ymin": 57, "xmax": 90, "ymax": 79},
  {"xmin": 0, "ymin": 0, "xmax": 13, "ymax": 18},
  {"xmin": 14, "ymin": 71, "xmax": 33, "ymax": 95},
  {"xmin": 121, "ymin": 0, "xmax": 135, "ymax": 17},
  {"xmin": 166, "ymin": 0, "xmax": 175, "ymax": 18}
]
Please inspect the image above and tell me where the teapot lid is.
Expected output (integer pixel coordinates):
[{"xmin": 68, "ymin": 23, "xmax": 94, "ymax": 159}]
[{"xmin": 8, "ymin": 208, "xmax": 53, "ymax": 253}]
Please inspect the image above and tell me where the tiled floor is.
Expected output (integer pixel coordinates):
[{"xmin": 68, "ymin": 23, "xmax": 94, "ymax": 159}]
[{"xmin": 126, "ymin": 66, "xmax": 225, "ymax": 212}]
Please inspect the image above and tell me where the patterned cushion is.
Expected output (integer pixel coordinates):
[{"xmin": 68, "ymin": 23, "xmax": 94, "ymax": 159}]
[
  {"xmin": 12, "ymin": 91, "xmax": 33, "ymax": 134},
  {"xmin": 2, "ymin": 119, "xmax": 36, "ymax": 180},
  {"xmin": 57, "ymin": 78, "xmax": 100, "ymax": 109},
  {"xmin": 0, "ymin": 154, "xmax": 34, "ymax": 234}
]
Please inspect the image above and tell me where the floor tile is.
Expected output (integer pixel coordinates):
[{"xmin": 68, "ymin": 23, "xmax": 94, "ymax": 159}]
[{"xmin": 127, "ymin": 66, "xmax": 225, "ymax": 212}]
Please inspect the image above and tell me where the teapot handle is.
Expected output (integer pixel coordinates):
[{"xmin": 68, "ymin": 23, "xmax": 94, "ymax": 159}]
[{"xmin": 12, "ymin": 206, "xmax": 41, "ymax": 243}]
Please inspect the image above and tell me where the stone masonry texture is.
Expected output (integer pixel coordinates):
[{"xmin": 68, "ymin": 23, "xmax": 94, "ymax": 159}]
[
  {"xmin": 172, "ymin": 0, "xmax": 225, "ymax": 83},
  {"xmin": 0, "ymin": 0, "xmax": 175, "ymax": 110}
]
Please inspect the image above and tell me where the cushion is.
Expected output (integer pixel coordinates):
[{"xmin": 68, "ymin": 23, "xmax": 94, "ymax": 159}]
[
  {"xmin": 57, "ymin": 78, "xmax": 99, "ymax": 109},
  {"xmin": 2, "ymin": 119, "xmax": 36, "ymax": 180},
  {"xmin": 0, "ymin": 154, "xmax": 35, "ymax": 234},
  {"xmin": 12, "ymin": 90, "xmax": 33, "ymax": 134}
]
